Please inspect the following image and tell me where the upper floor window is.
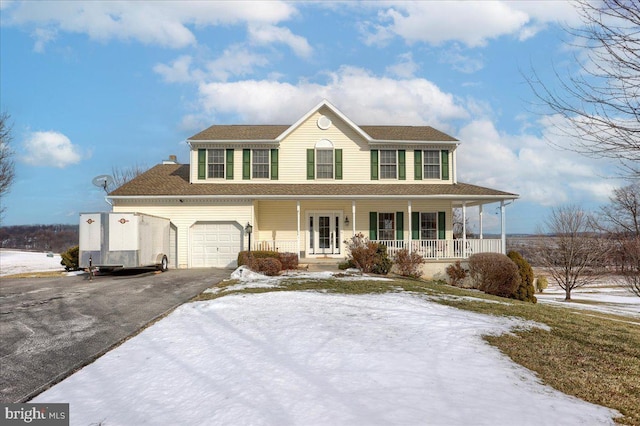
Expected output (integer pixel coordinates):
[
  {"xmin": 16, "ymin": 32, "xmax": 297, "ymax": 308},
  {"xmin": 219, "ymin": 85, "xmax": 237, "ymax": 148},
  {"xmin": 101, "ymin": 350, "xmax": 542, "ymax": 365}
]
[
  {"xmin": 315, "ymin": 139, "xmax": 334, "ymax": 179},
  {"xmin": 380, "ymin": 150, "xmax": 397, "ymax": 179},
  {"xmin": 316, "ymin": 149, "xmax": 334, "ymax": 179},
  {"xmin": 207, "ymin": 149, "xmax": 225, "ymax": 179},
  {"xmin": 252, "ymin": 149, "xmax": 270, "ymax": 179},
  {"xmin": 423, "ymin": 150, "xmax": 440, "ymax": 179}
]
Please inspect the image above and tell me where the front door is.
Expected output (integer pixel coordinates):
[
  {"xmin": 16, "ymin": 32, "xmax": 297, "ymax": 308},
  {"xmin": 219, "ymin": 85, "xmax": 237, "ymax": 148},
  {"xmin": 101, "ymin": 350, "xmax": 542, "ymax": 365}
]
[{"xmin": 308, "ymin": 212, "xmax": 342, "ymax": 255}]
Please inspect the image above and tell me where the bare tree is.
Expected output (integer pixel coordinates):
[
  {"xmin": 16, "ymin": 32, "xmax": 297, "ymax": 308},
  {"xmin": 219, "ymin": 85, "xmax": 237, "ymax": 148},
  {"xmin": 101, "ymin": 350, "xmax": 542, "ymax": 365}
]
[
  {"xmin": 109, "ymin": 163, "xmax": 148, "ymax": 192},
  {"xmin": 534, "ymin": 205, "xmax": 609, "ymax": 301},
  {"xmin": 527, "ymin": 0, "xmax": 640, "ymax": 177},
  {"xmin": 600, "ymin": 182, "xmax": 640, "ymax": 237},
  {"xmin": 452, "ymin": 208, "xmax": 474, "ymax": 239},
  {"xmin": 0, "ymin": 112, "xmax": 15, "ymax": 217},
  {"xmin": 599, "ymin": 183, "xmax": 640, "ymax": 296}
]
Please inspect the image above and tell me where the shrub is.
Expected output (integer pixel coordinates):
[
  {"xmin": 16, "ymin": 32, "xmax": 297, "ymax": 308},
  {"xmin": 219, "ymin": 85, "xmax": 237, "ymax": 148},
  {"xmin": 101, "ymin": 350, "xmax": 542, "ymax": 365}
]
[
  {"xmin": 445, "ymin": 260, "xmax": 468, "ymax": 287},
  {"xmin": 344, "ymin": 233, "xmax": 393, "ymax": 275},
  {"xmin": 60, "ymin": 245, "xmax": 79, "ymax": 271},
  {"xmin": 338, "ymin": 259, "xmax": 356, "ymax": 270},
  {"xmin": 344, "ymin": 233, "xmax": 379, "ymax": 273},
  {"xmin": 507, "ymin": 251, "xmax": 537, "ymax": 303},
  {"xmin": 372, "ymin": 244, "xmax": 393, "ymax": 275},
  {"xmin": 237, "ymin": 250, "xmax": 279, "ymax": 267},
  {"xmin": 468, "ymin": 253, "xmax": 521, "ymax": 298},
  {"xmin": 278, "ymin": 252, "xmax": 299, "ymax": 270},
  {"xmin": 536, "ymin": 276, "xmax": 549, "ymax": 293},
  {"xmin": 394, "ymin": 249, "xmax": 425, "ymax": 278},
  {"xmin": 251, "ymin": 258, "xmax": 282, "ymax": 276}
]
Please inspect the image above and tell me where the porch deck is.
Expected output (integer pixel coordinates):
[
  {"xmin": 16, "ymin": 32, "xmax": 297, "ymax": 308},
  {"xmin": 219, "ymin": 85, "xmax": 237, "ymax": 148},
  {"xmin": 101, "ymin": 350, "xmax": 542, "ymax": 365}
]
[{"xmin": 254, "ymin": 238, "xmax": 502, "ymax": 260}]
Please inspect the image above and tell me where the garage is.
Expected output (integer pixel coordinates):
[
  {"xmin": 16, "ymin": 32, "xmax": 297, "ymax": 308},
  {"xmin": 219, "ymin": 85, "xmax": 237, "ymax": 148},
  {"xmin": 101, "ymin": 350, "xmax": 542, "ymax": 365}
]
[{"xmin": 191, "ymin": 222, "xmax": 243, "ymax": 268}]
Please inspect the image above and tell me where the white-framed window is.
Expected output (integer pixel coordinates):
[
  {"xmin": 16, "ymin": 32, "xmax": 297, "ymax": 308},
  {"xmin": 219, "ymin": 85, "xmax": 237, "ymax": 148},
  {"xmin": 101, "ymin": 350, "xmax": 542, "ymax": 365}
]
[
  {"xmin": 380, "ymin": 150, "xmax": 397, "ymax": 179},
  {"xmin": 252, "ymin": 149, "xmax": 270, "ymax": 179},
  {"xmin": 378, "ymin": 212, "xmax": 395, "ymax": 240},
  {"xmin": 207, "ymin": 149, "xmax": 225, "ymax": 179},
  {"xmin": 316, "ymin": 149, "xmax": 334, "ymax": 179},
  {"xmin": 420, "ymin": 212, "xmax": 437, "ymax": 239},
  {"xmin": 423, "ymin": 150, "xmax": 440, "ymax": 179}
]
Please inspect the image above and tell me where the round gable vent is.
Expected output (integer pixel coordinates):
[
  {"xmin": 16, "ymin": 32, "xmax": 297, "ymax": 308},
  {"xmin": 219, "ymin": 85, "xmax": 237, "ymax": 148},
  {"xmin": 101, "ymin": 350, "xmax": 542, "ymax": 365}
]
[{"xmin": 317, "ymin": 115, "xmax": 332, "ymax": 130}]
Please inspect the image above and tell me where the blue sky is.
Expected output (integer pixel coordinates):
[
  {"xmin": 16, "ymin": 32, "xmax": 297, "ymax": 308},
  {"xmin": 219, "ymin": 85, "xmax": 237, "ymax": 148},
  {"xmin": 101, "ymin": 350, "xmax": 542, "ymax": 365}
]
[{"xmin": 0, "ymin": 1, "xmax": 623, "ymax": 233}]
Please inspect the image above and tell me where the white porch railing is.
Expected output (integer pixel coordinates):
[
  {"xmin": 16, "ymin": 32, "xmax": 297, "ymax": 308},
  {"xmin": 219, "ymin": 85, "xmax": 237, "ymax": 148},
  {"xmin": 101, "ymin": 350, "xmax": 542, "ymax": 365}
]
[
  {"xmin": 254, "ymin": 240, "xmax": 298, "ymax": 253},
  {"xmin": 372, "ymin": 239, "xmax": 503, "ymax": 260},
  {"xmin": 252, "ymin": 238, "xmax": 502, "ymax": 259}
]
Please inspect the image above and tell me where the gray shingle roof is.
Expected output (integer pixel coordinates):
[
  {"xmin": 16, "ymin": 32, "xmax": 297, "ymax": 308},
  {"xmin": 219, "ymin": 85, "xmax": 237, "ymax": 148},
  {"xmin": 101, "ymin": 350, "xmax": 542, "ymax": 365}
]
[
  {"xmin": 188, "ymin": 124, "xmax": 458, "ymax": 142},
  {"xmin": 110, "ymin": 164, "xmax": 517, "ymax": 199}
]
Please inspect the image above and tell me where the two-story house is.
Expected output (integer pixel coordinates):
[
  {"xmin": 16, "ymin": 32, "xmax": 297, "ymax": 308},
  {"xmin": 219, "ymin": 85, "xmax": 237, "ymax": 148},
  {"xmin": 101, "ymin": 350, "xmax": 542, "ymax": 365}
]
[{"xmin": 108, "ymin": 100, "xmax": 518, "ymax": 277}]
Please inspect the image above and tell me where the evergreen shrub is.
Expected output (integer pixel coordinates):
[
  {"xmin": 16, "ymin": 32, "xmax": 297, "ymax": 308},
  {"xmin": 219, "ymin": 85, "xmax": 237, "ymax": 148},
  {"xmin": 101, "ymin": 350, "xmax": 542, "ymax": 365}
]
[
  {"xmin": 60, "ymin": 245, "xmax": 79, "ymax": 271},
  {"xmin": 507, "ymin": 251, "xmax": 537, "ymax": 303}
]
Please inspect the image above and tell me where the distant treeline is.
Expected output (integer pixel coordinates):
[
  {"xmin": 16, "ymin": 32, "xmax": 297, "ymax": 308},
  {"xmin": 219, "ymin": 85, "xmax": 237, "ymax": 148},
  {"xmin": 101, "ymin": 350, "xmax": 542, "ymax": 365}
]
[{"xmin": 0, "ymin": 224, "xmax": 79, "ymax": 253}]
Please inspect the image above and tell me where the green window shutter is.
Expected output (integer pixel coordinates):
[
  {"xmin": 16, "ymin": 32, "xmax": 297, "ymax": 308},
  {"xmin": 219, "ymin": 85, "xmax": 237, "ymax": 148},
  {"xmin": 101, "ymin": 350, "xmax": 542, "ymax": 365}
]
[
  {"xmin": 225, "ymin": 149, "xmax": 234, "ymax": 180},
  {"xmin": 370, "ymin": 150, "xmax": 379, "ymax": 180},
  {"xmin": 398, "ymin": 150, "xmax": 406, "ymax": 180},
  {"xmin": 441, "ymin": 150, "xmax": 449, "ymax": 180},
  {"xmin": 396, "ymin": 212, "xmax": 404, "ymax": 240},
  {"xmin": 438, "ymin": 211, "xmax": 446, "ymax": 240},
  {"xmin": 270, "ymin": 149, "xmax": 278, "ymax": 180},
  {"xmin": 335, "ymin": 149, "xmax": 343, "ymax": 180},
  {"xmin": 306, "ymin": 149, "xmax": 315, "ymax": 180},
  {"xmin": 414, "ymin": 150, "xmax": 422, "ymax": 180},
  {"xmin": 242, "ymin": 149, "xmax": 250, "ymax": 180},
  {"xmin": 412, "ymin": 212, "xmax": 420, "ymax": 240},
  {"xmin": 369, "ymin": 212, "xmax": 378, "ymax": 240},
  {"xmin": 197, "ymin": 149, "xmax": 206, "ymax": 180}
]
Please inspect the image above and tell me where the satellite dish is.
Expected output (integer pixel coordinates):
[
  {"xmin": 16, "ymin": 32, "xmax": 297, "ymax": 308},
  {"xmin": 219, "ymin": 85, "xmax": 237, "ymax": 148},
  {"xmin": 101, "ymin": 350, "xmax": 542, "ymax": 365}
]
[{"xmin": 92, "ymin": 175, "xmax": 114, "ymax": 193}]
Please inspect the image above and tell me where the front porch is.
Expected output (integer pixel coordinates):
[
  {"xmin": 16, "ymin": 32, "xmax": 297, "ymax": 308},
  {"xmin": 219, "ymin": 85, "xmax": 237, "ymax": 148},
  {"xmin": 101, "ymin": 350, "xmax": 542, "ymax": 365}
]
[{"xmin": 252, "ymin": 237, "xmax": 502, "ymax": 260}]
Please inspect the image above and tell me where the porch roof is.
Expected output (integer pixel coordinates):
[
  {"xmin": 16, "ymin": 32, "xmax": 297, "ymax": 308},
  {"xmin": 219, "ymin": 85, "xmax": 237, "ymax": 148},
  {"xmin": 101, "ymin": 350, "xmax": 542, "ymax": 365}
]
[{"xmin": 109, "ymin": 164, "xmax": 518, "ymax": 204}]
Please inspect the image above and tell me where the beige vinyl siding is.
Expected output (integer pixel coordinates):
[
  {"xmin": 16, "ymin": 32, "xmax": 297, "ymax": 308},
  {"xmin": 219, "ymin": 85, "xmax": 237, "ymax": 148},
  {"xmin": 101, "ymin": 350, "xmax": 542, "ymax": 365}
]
[
  {"xmin": 189, "ymin": 112, "xmax": 455, "ymax": 185},
  {"xmin": 113, "ymin": 201, "xmax": 252, "ymax": 268}
]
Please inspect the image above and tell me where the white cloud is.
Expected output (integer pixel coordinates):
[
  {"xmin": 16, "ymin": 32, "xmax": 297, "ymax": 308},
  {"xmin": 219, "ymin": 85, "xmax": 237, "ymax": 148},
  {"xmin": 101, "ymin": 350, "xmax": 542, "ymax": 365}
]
[
  {"xmin": 205, "ymin": 47, "xmax": 270, "ymax": 81},
  {"xmin": 360, "ymin": 1, "xmax": 582, "ymax": 48},
  {"xmin": 248, "ymin": 24, "xmax": 313, "ymax": 58},
  {"xmin": 456, "ymin": 119, "xmax": 621, "ymax": 207},
  {"xmin": 439, "ymin": 45, "xmax": 484, "ymax": 74},
  {"xmin": 4, "ymin": 1, "xmax": 298, "ymax": 50},
  {"xmin": 153, "ymin": 55, "xmax": 200, "ymax": 83},
  {"xmin": 385, "ymin": 52, "xmax": 419, "ymax": 78},
  {"xmin": 21, "ymin": 131, "xmax": 83, "ymax": 168},
  {"xmin": 32, "ymin": 27, "xmax": 57, "ymax": 53},
  {"xmin": 192, "ymin": 66, "xmax": 468, "ymax": 129}
]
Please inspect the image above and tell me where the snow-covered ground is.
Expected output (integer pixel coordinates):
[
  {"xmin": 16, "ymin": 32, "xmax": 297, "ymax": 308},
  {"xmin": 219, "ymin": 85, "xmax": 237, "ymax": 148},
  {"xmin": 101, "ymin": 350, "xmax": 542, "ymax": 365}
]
[
  {"xmin": 33, "ymin": 288, "xmax": 619, "ymax": 425},
  {"xmin": 0, "ymin": 249, "xmax": 65, "ymax": 277},
  {"xmin": 537, "ymin": 282, "xmax": 640, "ymax": 319}
]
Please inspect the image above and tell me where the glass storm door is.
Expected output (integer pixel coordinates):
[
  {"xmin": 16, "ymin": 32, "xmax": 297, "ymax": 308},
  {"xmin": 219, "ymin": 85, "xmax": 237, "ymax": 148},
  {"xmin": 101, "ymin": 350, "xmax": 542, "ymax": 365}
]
[{"xmin": 308, "ymin": 213, "xmax": 341, "ymax": 255}]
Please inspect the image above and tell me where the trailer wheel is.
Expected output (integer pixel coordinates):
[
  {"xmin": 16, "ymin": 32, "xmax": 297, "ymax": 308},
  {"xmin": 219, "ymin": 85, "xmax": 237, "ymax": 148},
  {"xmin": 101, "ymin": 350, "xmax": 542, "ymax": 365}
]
[{"xmin": 159, "ymin": 255, "xmax": 169, "ymax": 272}]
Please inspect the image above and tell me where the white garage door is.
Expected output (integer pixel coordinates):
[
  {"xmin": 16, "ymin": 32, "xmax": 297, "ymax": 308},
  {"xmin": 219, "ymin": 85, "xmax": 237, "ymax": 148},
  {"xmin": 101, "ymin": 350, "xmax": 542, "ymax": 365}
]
[{"xmin": 191, "ymin": 222, "xmax": 242, "ymax": 268}]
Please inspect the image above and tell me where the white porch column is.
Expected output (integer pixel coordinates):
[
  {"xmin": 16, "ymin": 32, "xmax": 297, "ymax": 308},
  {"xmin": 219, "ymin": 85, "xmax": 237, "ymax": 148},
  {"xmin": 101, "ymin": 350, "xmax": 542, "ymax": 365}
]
[
  {"xmin": 351, "ymin": 200, "xmax": 356, "ymax": 235},
  {"xmin": 462, "ymin": 202, "xmax": 467, "ymax": 258},
  {"xmin": 452, "ymin": 149, "xmax": 457, "ymax": 184},
  {"xmin": 296, "ymin": 201, "xmax": 301, "ymax": 257},
  {"xmin": 479, "ymin": 204, "xmax": 484, "ymax": 239},
  {"xmin": 500, "ymin": 201, "xmax": 506, "ymax": 255},
  {"xmin": 408, "ymin": 200, "xmax": 412, "ymax": 253}
]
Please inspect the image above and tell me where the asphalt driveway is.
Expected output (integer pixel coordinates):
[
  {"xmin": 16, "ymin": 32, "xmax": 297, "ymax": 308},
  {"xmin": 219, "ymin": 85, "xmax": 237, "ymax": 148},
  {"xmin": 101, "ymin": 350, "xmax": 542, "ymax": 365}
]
[{"xmin": 0, "ymin": 268, "xmax": 229, "ymax": 403}]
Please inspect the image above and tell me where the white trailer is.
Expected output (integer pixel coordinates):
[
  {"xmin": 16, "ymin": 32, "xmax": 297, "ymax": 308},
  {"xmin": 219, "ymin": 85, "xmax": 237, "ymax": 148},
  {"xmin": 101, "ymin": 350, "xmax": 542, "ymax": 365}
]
[{"xmin": 79, "ymin": 212, "xmax": 171, "ymax": 272}]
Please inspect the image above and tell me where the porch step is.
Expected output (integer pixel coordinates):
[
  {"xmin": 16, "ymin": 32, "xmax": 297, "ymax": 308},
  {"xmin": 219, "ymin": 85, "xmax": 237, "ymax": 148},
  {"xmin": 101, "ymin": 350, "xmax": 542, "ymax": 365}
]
[{"xmin": 299, "ymin": 257, "xmax": 343, "ymax": 272}]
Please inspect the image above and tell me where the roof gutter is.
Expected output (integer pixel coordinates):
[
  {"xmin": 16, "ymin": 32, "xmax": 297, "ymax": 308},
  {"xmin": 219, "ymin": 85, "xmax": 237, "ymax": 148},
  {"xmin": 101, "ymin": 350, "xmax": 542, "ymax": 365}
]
[{"xmin": 108, "ymin": 194, "xmax": 518, "ymax": 202}]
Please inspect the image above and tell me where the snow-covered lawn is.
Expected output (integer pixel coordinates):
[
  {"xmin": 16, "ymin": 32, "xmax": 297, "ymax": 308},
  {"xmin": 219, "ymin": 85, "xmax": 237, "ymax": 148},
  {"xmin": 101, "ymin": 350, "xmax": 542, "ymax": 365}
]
[
  {"xmin": 33, "ymin": 287, "xmax": 620, "ymax": 425},
  {"xmin": 536, "ymin": 282, "xmax": 640, "ymax": 319},
  {"xmin": 0, "ymin": 249, "xmax": 65, "ymax": 276}
]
